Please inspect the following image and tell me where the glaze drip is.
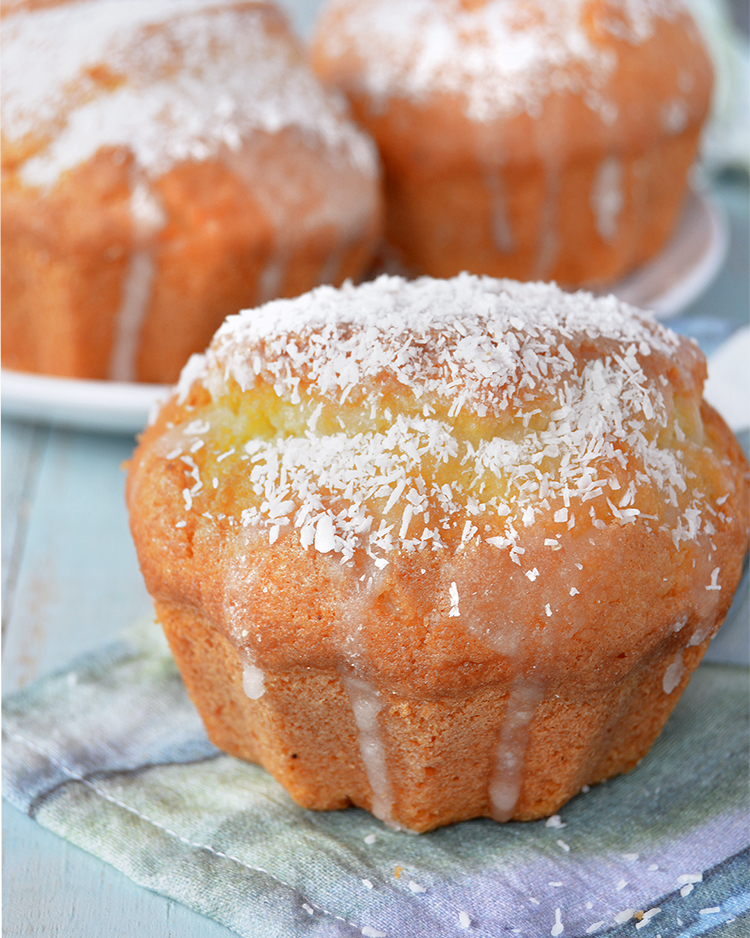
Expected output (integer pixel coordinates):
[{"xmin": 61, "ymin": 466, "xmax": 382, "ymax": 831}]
[
  {"xmin": 591, "ymin": 156, "xmax": 624, "ymax": 242},
  {"xmin": 489, "ymin": 679, "xmax": 545, "ymax": 820},
  {"xmin": 662, "ymin": 653, "xmax": 685, "ymax": 694},
  {"xmin": 331, "ymin": 565, "xmax": 400, "ymax": 826},
  {"xmin": 485, "ymin": 169, "xmax": 514, "ymax": 254},
  {"xmin": 109, "ymin": 250, "xmax": 157, "ymax": 381},
  {"xmin": 242, "ymin": 661, "xmax": 266, "ymax": 700},
  {"xmin": 109, "ymin": 180, "xmax": 165, "ymax": 381},
  {"xmin": 342, "ymin": 674, "xmax": 398, "ymax": 827}
]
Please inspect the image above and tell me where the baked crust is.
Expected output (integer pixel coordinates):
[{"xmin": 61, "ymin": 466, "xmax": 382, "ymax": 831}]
[
  {"xmin": 127, "ymin": 275, "xmax": 749, "ymax": 830},
  {"xmin": 1, "ymin": 0, "xmax": 382, "ymax": 382},
  {"xmin": 311, "ymin": 0, "xmax": 712, "ymax": 286},
  {"xmin": 154, "ymin": 602, "xmax": 715, "ymax": 830}
]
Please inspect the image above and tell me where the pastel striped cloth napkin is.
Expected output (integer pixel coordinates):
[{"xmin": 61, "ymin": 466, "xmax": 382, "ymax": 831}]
[{"xmin": 3, "ymin": 608, "xmax": 748, "ymax": 938}]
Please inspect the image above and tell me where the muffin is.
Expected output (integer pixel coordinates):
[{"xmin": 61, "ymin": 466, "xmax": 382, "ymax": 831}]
[
  {"xmin": 311, "ymin": 0, "xmax": 712, "ymax": 287},
  {"xmin": 127, "ymin": 274, "xmax": 748, "ymax": 832},
  {"xmin": 1, "ymin": 0, "xmax": 381, "ymax": 384}
]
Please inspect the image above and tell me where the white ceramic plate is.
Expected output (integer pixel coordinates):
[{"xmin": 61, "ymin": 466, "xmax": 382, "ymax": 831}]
[
  {"xmin": 1, "ymin": 371, "xmax": 168, "ymax": 436},
  {"xmin": 606, "ymin": 189, "xmax": 727, "ymax": 317},
  {"xmin": 0, "ymin": 190, "xmax": 728, "ymax": 436}
]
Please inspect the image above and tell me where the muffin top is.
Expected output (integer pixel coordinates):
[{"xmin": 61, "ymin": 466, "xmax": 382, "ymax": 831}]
[
  {"xmin": 312, "ymin": 0, "xmax": 710, "ymax": 130},
  {"xmin": 2, "ymin": 0, "xmax": 377, "ymax": 187},
  {"xmin": 172, "ymin": 273, "xmax": 716, "ymax": 561},
  {"xmin": 129, "ymin": 274, "xmax": 747, "ymax": 691}
]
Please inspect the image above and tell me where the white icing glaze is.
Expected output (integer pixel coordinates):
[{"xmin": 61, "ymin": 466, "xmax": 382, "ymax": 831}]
[
  {"xmin": 342, "ymin": 673, "xmax": 398, "ymax": 827},
  {"xmin": 314, "ymin": 0, "xmax": 685, "ymax": 123},
  {"xmin": 485, "ymin": 170, "xmax": 515, "ymax": 254},
  {"xmin": 591, "ymin": 156, "xmax": 624, "ymax": 242},
  {"xmin": 242, "ymin": 662, "xmax": 266, "ymax": 700},
  {"xmin": 336, "ymin": 569, "xmax": 401, "ymax": 826},
  {"xmin": 130, "ymin": 179, "xmax": 167, "ymax": 233},
  {"xmin": 109, "ymin": 181, "xmax": 165, "ymax": 381},
  {"xmin": 687, "ymin": 623, "xmax": 712, "ymax": 647},
  {"xmin": 533, "ymin": 164, "xmax": 562, "ymax": 279},
  {"xmin": 661, "ymin": 98, "xmax": 689, "ymax": 133},
  {"xmin": 662, "ymin": 652, "xmax": 685, "ymax": 694},
  {"xmin": 3, "ymin": 0, "xmax": 378, "ymax": 188},
  {"xmin": 257, "ymin": 255, "xmax": 288, "ymax": 307},
  {"xmin": 221, "ymin": 130, "xmax": 378, "ymax": 309},
  {"xmin": 109, "ymin": 249, "xmax": 157, "ymax": 381},
  {"xmin": 672, "ymin": 614, "xmax": 689, "ymax": 633},
  {"xmin": 489, "ymin": 679, "xmax": 545, "ymax": 820}
]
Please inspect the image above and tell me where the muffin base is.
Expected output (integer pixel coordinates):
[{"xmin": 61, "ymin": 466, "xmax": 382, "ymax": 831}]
[
  {"xmin": 157, "ymin": 600, "xmax": 710, "ymax": 832},
  {"xmin": 361, "ymin": 108, "xmax": 701, "ymax": 287},
  {"xmin": 1, "ymin": 131, "xmax": 380, "ymax": 384}
]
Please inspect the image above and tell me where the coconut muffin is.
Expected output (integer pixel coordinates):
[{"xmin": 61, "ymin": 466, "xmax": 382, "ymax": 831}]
[
  {"xmin": 311, "ymin": 0, "xmax": 711, "ymax": 287},
  {"xmin": 1, "ymin": 0, "xmax": 381, "ymax": 383},
  {"xmin": 127, "ymin": 274, "xmax": 748, "ymax": 832}
]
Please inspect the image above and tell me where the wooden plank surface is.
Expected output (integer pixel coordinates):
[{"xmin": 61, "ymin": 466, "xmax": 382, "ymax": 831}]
[
  {"xmin": 1, "ymin": 421, "xmax": 46, "ymax": 630},
  {"xmin": 3, "ymin": 809, "xmax": 236, "ymax": 938},
  {"xmin": 1, "ymin": 423, "xmax": 236, "ymax": 938},
  {"xmin": 1, "ymin": 426, "xmax": 153, "ymax": 695}
]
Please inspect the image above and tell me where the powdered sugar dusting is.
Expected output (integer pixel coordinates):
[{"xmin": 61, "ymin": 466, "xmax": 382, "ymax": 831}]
[
  {"xmin": 314, "ymin": 0, "xmax": 684, "ymax": 122},
  {"xmin": 3, "ymin": 0, "xmax": 377, "ymax": 187}
]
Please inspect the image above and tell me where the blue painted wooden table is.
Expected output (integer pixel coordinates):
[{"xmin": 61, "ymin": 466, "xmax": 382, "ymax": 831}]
[{"xmin": 2, "ymin": 101, "xmax": 748, "ymax": 935}]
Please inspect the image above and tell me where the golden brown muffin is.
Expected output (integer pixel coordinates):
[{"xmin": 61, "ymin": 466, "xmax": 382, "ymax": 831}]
[
  {"xmin": 127, "ymin": 275, "xmax": 748, "ymax": 832},
  {"xmin": 311, "ymin": 0, "xmax": 712, "ymax": 287},
  {"xmin": 1, "ymin": 0, "xmax": 382, "ymax": 384}
]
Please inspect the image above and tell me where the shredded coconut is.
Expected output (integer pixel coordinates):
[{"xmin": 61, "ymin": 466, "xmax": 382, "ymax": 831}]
[
  {"xmin": 176, "ymin": 274, "xmax": 705, "ymax": 567},
  {"xmin": 314, "ymin": 0, "xmax": 685, "ymax": 123},
  {"xmin": 3, "ymin": 0, "xmax": 377, "ymax": 187}
]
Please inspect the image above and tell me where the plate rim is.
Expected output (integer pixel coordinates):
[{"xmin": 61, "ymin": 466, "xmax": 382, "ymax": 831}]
[
  {"xmin": 1, "ymin": 369, "xmax": 169, "ymax": 436},
  {"xmin": 606, "ymin": 188, "xmax": 727, "ymax": 318}
]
